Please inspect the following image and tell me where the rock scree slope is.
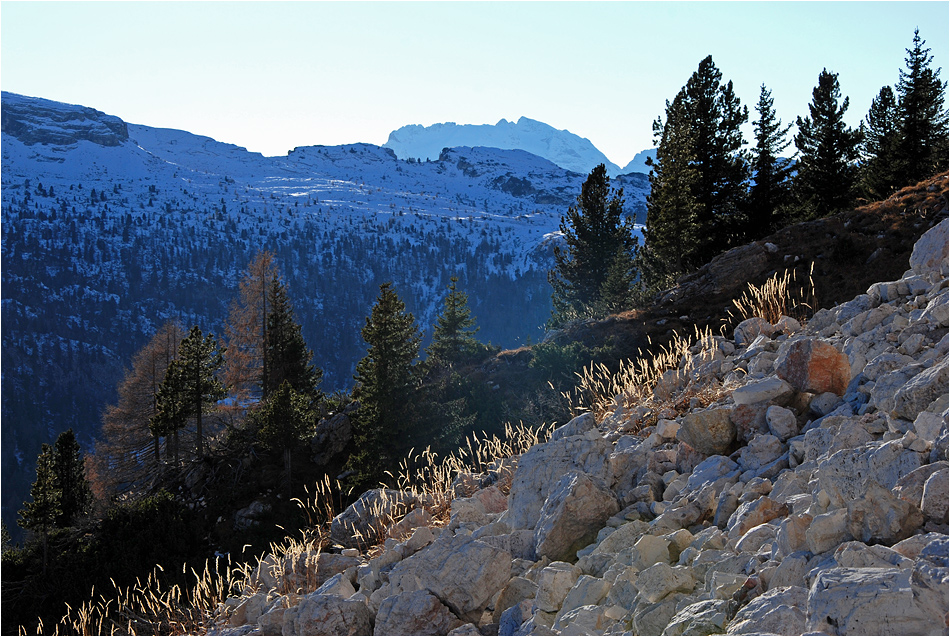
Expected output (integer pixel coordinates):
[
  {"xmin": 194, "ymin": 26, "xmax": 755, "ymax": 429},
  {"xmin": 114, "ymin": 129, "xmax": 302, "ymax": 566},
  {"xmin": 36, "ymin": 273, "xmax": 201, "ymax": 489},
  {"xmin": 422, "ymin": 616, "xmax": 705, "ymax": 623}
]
[{"xmin": 211, "ymin": 205, "xmax": 949, "ymax": 636}]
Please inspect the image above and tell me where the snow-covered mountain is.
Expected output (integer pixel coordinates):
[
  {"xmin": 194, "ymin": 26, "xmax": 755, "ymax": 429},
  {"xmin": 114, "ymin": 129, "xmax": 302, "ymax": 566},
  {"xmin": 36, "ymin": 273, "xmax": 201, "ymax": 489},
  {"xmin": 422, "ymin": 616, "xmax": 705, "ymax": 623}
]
[
  {"xmin": 385, "ymin": 117, "xmax": 637, "ymax": 177},
  {"xmin": 621, "ymin": 148, "xmax": 657, "ymax": 175},
  {"xmin": 0, "ymin": 91, "xmax": 649, "ymax": 534}
]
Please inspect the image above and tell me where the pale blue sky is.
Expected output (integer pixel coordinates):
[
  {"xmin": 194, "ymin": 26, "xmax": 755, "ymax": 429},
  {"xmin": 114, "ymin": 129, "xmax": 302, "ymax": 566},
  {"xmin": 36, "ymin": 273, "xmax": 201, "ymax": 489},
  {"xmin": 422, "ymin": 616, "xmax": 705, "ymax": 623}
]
[{"xmin": 2, "ymin": 2, "xmax": 948, "ymax": 166}]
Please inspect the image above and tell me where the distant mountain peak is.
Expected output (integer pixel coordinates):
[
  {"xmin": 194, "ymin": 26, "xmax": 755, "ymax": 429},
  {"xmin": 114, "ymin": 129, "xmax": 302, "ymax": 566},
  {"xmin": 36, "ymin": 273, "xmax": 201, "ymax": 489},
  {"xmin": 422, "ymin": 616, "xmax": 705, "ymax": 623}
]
[{"xmin": 384, "ymin": 117, "xmax": 623, "ymax": 177}]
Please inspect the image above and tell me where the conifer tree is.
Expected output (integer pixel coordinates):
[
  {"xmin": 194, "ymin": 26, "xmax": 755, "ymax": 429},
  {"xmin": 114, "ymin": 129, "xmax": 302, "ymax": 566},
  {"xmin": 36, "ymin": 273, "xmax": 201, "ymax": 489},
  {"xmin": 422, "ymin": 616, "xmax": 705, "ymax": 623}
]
[
  {"xmin": 152, "ymin": 326, "xmax": 225, "ymax": 460},
  {"xmin": 794, "ymin": 69, "xmax": 863, "ymax": 217},
  {"xmin": 895, "ymin": 28, "xmax": 949, "ymax": 186},
  {"xmin": 644, "ymin": 95, "xmax": 702, "ymax": 275},
  {"xmin": 92, "ymin": 321, "xmax": 184, "ymax": 496},
  {"xmin": 51, "ymin": 429, "xmax": 91, "ymax": 527},
  {"xmin": 18, "ymin": 444, "xmax": 59, "ymax": 573},
  {"xmin": 861, "ymin": 86, "xmax": 902, "ymax": 198},
  {"xmin": 223, "ymin": 251, "xmax": 277, "ymax": 402},
  {"xmin": 265, "ymin": 275, "xmax": 323, "ymax": 399},
  {"xmin": 645, "ymin": 56, "xmax": 749, "ymax": 271},
  {"xmin": 348, "ymin": 283, "xmax": 422, "ymax": 487},
  {"xmin": 427, "ymin": 276, "xmax": 484, "ymax": 367},
  {"xmin": 256, "ymin": 381, "xmax": 312, "ymax": 497},
  {"xmin": 749, "ymin": 84, "xmax": 794, "ymax": 237},
  {"xmin": 548, "ymin": 164, "xmax": 637, "ymax": 326}
]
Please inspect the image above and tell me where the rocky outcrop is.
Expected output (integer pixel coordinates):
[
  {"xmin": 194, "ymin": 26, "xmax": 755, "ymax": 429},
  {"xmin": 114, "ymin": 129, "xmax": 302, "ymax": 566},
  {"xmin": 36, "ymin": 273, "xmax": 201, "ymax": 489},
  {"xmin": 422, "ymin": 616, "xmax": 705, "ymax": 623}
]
[
  {"xmin": 2, "ymin": 92, "xmax": 129, "ymax": 146},
  {"xmin": 213, "ymin": 216, "xmax": 949, "ymax": 636}
]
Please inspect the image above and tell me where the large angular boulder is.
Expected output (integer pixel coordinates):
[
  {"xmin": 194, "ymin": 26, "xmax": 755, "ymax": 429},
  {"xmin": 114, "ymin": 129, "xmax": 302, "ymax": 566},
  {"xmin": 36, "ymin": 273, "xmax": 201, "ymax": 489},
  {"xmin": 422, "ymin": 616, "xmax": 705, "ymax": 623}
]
[
  {"xmin": 285, "ymin": 593, "xmax": 374, "ymax": 636},
  {"xmin": 677, "ymin": 408, "xmax": 737, "ymax": 456},
  {"xmin": 374, "ymin": 590, "xmax": 465, "ymax": 636},
  {"xmin": 909, "ymin": 217, "xmax": 949, "ymax": 278},
  {"xmin": 387, "ymin": 533, "xmax": 511, "ymax": 622},
  {"xmin": 504, "ymin": 432, "xmax": 612, "ymax": 531},
  {"xmin": 846, "ymin": 480, "xmax": 924, "ymax": 544},
  {"xmin": 776, "ymin": 338, "xmax": 851, "ymax": 395},
  {"xmin": 727, "ymin": 585, "xmax": 807, "ymax": 635},
  {"xmin": 806, "ymin": 567, "xmax": 942, "ymax": 635},
  {"xmin": 534, "ymin": 471, "xmax": 620, "ymax": 562}
]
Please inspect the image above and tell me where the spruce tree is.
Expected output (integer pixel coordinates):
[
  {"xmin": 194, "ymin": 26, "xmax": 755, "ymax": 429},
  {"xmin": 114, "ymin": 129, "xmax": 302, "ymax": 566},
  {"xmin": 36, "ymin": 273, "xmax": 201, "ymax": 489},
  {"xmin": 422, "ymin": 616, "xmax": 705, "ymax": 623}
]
[
  {"xmin": 645, "ymin": 56, "xmax": 749, "ymax": 272},
  {"xmin": 152, "ymin": 326, "xmax": 225, "ymax": 460},
  {"xmin": 749, "ymin": 84, "xmax": 793, "ymax": 237},
  {"xmin": 265, "ymin": 275, "xmax": 322, "ymax": 398},
  {"xmin": 644, "ymin": 95, "xmax": 702, "ymax": 275},
  {"xmin": 52, "ymin": 429, "xmax": 91, "ymax": 527},
  {"xmin": 427, "ymin": 276, "xmax": 484, "ymax": 367},
  {"xmin": 256, "ymin": 381, "xmax": 311, "ymax": 497},
  {"xmin": 548, "ymin": 164, "xmax": 637, "ymax": 326},
  {"xmin": 794, "ymin": 69, "xmax": 863, "ymax": 217},
  {"xmin": 18, "ymin": 444, "xmax": 59, "ymax": 573},
  {"xmin": 895, "ymin": 28, "xmax": 949, "ymax": 186},
  {"xmin": 861, "ymin": 85, "xmax": 902, "ymax": 198},
  {"xmin": 348, "ymin": 283, "xmax": 422, "ymax": 487}
]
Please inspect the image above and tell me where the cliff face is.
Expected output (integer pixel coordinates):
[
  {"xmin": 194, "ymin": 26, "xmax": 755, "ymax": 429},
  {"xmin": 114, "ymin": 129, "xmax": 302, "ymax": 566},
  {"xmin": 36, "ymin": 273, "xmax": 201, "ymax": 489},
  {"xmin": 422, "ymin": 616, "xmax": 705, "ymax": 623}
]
[
  {"xmin": 212, "ymin": 209, "xmax": 949, "ymax": 634},
  {"xmin": 1, "ymin": 92, "xmax": 129, "ymax": 147}
]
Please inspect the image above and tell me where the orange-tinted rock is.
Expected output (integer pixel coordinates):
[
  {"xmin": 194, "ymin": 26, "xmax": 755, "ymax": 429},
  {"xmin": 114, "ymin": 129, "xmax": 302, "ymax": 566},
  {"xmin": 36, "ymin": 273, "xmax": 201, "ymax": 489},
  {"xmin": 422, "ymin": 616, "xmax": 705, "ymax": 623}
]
[{"xmin": 776, "ymin": 339, "xmax": 851, "ymax": 396}]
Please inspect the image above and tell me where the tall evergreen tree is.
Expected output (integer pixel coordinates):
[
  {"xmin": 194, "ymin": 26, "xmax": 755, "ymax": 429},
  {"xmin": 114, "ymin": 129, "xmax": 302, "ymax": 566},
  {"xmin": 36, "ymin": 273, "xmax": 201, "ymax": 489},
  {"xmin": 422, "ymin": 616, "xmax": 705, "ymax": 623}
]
[
  {"xmin": 348, "ymin": 283, "xmax": 423, "ymax": 487},
  {"xmin": 18, "ymin": 444, "xmax": 59, "ymax": 573},
  {"xmin": 861, "ymin": 85, "xmax": 902, "ymax": 198},
  {"xmin": 427, "ymin": 276, "xmax": 484, "ymax": 367},
  {"xmin": 265, "ymin": 275, "xmax": 322, "ymax": 399},
  {"xmin": 548, "ymin": 164, "xmax": 637, "ymax": 326},
  {"xmin": 256, "ymin": 381, "xmax": 312, "ymax": 498},
  {"xmin": 51, "ymin": 429, "xmax": 91, "ymax": 527},
  {"xmin": 152, "ymin": 326, "xmax": 225, "ymax": 460},
  {"xmin": 644, "ymin": 95, "xmax": 702, "ymax": 275},
  {"xmin": 895, "ymin": 28, "xmax": 949, "ymax": 186},
  {"xmin": 645, "ymin": 56, "xmax": 749, "ymax": 272},
  {"xmin": 794, "ymin": 69, "xmax": 863, "ymax": 217},
  {"xmin": 749, "ymin": 84, "xmax": 794, "ymax": 237}
]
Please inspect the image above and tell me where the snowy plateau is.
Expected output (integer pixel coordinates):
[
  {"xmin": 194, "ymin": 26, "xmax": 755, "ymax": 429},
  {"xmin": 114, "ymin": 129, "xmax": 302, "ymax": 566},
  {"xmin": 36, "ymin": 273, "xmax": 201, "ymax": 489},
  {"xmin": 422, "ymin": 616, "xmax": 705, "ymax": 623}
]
[{"xmin": 0, "ymin": 92, "xmax": 650, "ymax": 526}]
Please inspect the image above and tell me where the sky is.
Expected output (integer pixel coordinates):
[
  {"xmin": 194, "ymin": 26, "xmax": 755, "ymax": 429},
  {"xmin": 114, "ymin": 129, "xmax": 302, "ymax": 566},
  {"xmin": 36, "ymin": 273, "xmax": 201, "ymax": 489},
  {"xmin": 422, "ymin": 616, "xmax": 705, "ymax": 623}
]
[{"xmin": 2, "ymin": 2, "xmax": 948, "ymax": 167}]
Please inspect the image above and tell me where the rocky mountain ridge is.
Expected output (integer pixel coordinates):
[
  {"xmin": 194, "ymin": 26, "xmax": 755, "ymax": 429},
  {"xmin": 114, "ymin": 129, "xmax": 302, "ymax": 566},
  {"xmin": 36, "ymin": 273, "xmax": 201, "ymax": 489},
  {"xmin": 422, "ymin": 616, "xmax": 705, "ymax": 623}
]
[
  {"xmin": 213, "ymin": 216, "xmax": 949, "ymax": 636},
  {"xmin": 383, "ymin": 117, "xmax": 646, "ymax": 178}
]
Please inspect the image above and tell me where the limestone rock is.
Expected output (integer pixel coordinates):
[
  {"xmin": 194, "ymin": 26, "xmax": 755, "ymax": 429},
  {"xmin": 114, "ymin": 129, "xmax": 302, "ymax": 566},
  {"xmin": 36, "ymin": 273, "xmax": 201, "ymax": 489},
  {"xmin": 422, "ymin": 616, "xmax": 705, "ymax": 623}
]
[
  {"xmin": 734, "ymin": 317, "xmax": 775, "ymax": 346},
  {"xmin": 388, "ymin": 533, "xmax": 511, "ymax": 621},
  {"xmin": 289, "ymin": 594, "xmax": 373, "ymax": 636},
  {"xmin": 765, "ymin": 405, "xmax": 798, "ymax": 441},
  {"xmin": 909, "ymin": 217, "xmax": 949, "ymax": 277},
  {"xmin": 677, "ymin": 407, "xmax": 737, "ymax": 456},
  {"xmin": 847, "ymin": 480, "xmax": 924, "ymax": 544},
  {"xmin": 330, "ymin": 489, "xmax": 417, "ymax": 549},
  {"xmin": 636, "ymin": 562, "xmax": 696, "ymax": 603},
  {"xmin": 374, "ymin": 590, "xmax": 465, "ymax": 636},
  {"xmin": 892, "ymin": 360, "xmax": 949, "ymax": 421},
  {"xmin": 504, "ymin": 433, "xmax": 612, "ymax": 531},
  {"xmin": 664, "ymin": 599, "xmax": 731, "ymax": 636},
  {"xmin": 806, "ymin": 508, "xmax": 852, "ymax": 555},
  {"xmin": 534, "ymin": 561, "xmax": 581, "ymax": 613},
  {"xmin": 492, "ymin": 576, "xmax": 538, "ymax": 624},
  {"xmin": 727, "ymin": 496, "xmax": 788, "ymax": 539},
  {"xmin": 806, "ymin": 567, "xmax": 940, "ymax": 635},
  {"xmin": 776, "ymin": 338, "xmax": 851, "ymax": 395},
  {"xmin": 534, "ymin": 470, "xmax": 620, "ymax": 562},
  {"xmin": 731, "ymin": 403, "xmax": 770, "ymax": 443},
  {"xmin": 727, "ymin": 585, "xmax": 807, "ymax": 635},
  {"xmin": 550, "ymin": 412, "xmax": 597, "ymax": 442},
  {"xmin": 921, "ymin": 466, "xmax": 949, "ymax": 523}
]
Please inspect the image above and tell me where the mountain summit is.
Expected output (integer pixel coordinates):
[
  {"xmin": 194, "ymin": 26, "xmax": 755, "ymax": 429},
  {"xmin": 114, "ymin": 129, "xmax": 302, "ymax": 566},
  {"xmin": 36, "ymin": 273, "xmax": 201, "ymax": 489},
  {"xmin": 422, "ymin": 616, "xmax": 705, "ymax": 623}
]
[{"xmin": 384, "ymin": 117, "xmax": 627, "ymax": 177}]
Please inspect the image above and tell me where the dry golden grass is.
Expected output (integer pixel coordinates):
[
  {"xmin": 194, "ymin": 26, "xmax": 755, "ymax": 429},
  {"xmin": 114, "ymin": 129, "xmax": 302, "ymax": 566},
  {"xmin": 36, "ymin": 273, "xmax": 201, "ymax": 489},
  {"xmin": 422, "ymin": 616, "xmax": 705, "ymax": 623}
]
[
  {"xmin": 727, "ymin": 264, "xmax": 816, "ymax": 326},
  {"xmin": 562, "ymin": 325, "xmax": 734, "ymax": 433},
  {"xmin": 51, "ymin": 420, "xmax": 553, "ymax": 635}
]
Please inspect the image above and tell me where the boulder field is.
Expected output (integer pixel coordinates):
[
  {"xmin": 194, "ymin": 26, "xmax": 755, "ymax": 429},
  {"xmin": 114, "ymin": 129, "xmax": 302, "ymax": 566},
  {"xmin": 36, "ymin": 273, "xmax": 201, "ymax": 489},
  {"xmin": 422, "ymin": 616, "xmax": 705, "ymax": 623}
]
[{"xmin": 212, "ymin": 218, "xmax": 948, "ymax": 636}]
